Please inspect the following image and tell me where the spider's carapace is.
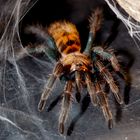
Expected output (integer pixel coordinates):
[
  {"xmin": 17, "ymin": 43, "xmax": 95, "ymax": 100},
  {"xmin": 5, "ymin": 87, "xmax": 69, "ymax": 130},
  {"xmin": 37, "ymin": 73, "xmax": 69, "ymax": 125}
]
[{"xmin": 48, "ymin": 21, "xmax": 92, "ymax": 74}]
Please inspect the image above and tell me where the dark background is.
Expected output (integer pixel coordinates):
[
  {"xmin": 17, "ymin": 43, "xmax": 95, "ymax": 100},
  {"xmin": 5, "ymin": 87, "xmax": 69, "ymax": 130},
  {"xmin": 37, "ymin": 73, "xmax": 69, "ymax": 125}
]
[{"xmin": 20, "ymin": 0, "xmax": 119, "ymax": 49}]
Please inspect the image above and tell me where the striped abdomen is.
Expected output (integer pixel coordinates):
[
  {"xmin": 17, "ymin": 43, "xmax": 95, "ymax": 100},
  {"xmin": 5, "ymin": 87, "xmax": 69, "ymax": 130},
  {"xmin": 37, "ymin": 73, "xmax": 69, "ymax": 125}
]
[{"xmin": 48, "ymin": 21, "xmax": 81, "ymax": 55}]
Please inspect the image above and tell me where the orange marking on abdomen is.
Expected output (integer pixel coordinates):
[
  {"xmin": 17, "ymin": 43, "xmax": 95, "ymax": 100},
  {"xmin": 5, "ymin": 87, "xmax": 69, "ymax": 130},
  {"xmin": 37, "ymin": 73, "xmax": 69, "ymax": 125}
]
[
  {"xmin": 48, "ymin": 21, "xmax": 81, "ymax": 55},
  {"xmin": 62, "ymin": 44, "xmax": 80, "ymax": 54}
]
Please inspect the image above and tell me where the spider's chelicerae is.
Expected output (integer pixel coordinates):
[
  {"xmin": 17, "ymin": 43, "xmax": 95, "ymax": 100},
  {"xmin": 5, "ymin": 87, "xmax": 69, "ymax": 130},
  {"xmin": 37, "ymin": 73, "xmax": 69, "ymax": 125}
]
[{"xmin": 21, "ymin": 8, "xmax": 128, "ymax": 134}]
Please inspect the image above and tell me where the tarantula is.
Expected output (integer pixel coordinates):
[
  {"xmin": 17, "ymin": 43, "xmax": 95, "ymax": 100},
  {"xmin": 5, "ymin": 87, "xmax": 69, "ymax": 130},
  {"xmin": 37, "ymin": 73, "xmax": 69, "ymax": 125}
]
[{"xmin": 20, "ymin": 8, "xmax": 128, "ymax": 134}]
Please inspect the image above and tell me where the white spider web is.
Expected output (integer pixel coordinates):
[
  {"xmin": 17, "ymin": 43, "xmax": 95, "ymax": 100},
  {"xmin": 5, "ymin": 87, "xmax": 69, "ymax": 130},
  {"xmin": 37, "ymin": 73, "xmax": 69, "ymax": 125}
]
[
  {"xmin": 105, "ymin": 0, "xmax": 140, "ymax": 50},
  {"xmin": 0, "ymin": 0, "xmax": 61, "ymax": 139},
  {"xmin": 0, "ymin": 0, "xmax": 140, "ymax": 140}
]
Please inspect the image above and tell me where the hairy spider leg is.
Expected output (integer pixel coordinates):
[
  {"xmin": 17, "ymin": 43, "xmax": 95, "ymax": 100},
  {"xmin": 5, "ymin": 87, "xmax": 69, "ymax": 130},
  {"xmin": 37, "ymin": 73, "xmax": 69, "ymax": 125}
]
[
  {"xmin": 94, "ymin": 82, "xmax": 113, "ymax": 129},
  {"xmin": 75, "ymin": 70, "xmax": 83, "ymax": 92},
  {"xmin": 93, "ymin": 47, "xmax": 131, "ymax": 104},
  {"xmin": 85, "ymin": 73, "xmax": 98, "ymax": 106},
  {"xmin": 95, "ymin": 60, "xmax": 123, "ymax": 104},
  {"xmin": 84, "ymin": 8, "xmax": 103, "ymax": 55},
  {"xmin": 75, "ymin": 71, "xmax": 83, "ymax": 102},
  {"xmin": 93, "ymin": 46, "xmax": 120, "ymax": 71},
  {"xmin": 84, "ymin": 32, "xmax": 94, "ymax": 55},
  {"xmin": 59, "ymin": 80, "xmax": 73, "ymax": 134},
  {"xmin": 38, "ymin": 62, "xmax": 63, "ymax": 111},
  {"xmin": 25, "ymin": 25, "xmax": 59, "ymax": 61},
  {"xmin": 85, "ymin": 72, "xmax": 113, "ymax": 128}
]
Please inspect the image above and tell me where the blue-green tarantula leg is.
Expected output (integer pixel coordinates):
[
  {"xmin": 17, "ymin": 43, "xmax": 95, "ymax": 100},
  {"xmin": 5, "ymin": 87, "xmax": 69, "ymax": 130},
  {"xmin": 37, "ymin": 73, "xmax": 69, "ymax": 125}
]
[
  {"xmin": 84, "ymin": 8, "xmax": 103, "ymax": 55},
  {"xmin": 25, "ymin": 25, "xmax": 59, "ymax": 61},
  {"xmin": 84, "ymin": 32, "xmax": 94, "ymax": 55},
  {"xmin": 93, "ymin": 46, "xmax": 120, "ymax": 71}
]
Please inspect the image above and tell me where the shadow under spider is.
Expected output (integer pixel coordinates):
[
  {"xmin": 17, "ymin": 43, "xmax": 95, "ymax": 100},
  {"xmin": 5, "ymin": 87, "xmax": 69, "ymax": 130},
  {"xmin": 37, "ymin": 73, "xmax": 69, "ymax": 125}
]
[
  {"xmin": 116, "ymin": 49, "xmax": 135, "ymax": 105},
  {"xmin": 114, "ymin": 49, "xmax": 134, "ymax": 122},
  {"xmin": 103, "ymin": 18, "xmax": 120, "ymax": 47},
  {"xmin": 47, "ymin": 93, "xmax": 63, "ymax": 112}
]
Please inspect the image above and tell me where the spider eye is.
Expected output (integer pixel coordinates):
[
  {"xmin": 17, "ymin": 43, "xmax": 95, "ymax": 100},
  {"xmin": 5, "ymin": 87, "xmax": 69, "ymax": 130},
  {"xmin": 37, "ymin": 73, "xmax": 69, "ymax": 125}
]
[
  {"xmin": 76, "ymin": 63, "xmax": 83, "ymax": 67},
  {"xmin": 66, "ymin": 40, "xmax": 75, "ymax": 46}
]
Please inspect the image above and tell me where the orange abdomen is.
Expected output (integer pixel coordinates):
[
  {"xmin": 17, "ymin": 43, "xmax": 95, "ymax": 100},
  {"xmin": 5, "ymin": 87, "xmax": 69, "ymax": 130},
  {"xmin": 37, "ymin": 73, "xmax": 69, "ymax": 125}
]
[{"xmin": 48, "ymin": 21, "xmax": 81, "ymax": 55}]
